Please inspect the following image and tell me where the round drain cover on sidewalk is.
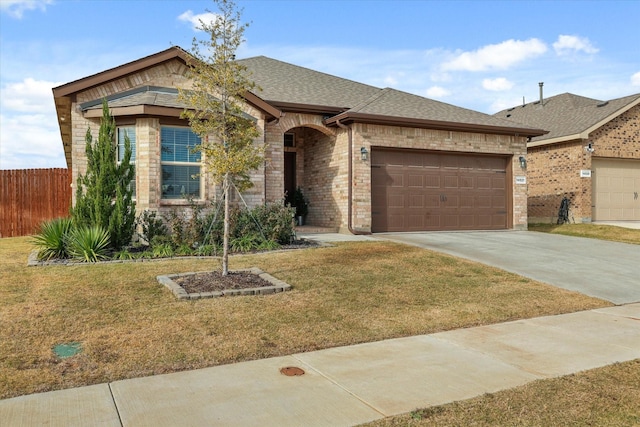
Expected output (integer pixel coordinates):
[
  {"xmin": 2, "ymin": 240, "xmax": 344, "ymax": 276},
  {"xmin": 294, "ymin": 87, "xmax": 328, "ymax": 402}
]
[{"xmin": 280, "ymin": 366, "xmax": 305, "ymax": 376}]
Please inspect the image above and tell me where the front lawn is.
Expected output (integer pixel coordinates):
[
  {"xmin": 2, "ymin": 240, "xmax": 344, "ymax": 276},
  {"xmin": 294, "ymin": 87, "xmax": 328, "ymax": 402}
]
[
  {"xmin": 362, "ymin": 359, "xmax": 640, "ymax": 427},
  {"xmin": 0, "ymin": 236, "xmax": 608, "ymax": 399},
  {"xmin": 529, "ymin": 223, "xmax": 640, "ymax": 245}
]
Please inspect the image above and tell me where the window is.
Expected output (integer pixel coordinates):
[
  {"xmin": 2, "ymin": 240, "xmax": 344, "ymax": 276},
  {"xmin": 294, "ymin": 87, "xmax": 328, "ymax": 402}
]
[
  {"xmin": 161, "ymin": 126, "xmax": 202, "ymax": 199},
  {"xmin": 117, "ymin": 127, "xmax": 136, "ymax": 197},
  {"xmin": 284, "ymin": 133, "xmax": 295, "ymax": 147}
]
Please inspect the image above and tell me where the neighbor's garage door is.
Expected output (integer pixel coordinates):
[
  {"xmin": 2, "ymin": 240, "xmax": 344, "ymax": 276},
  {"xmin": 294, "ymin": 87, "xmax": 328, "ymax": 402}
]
[
  {"xmin": 371, "ymin": 149, "xmax": 509, "ymax": 232},
  {"xmin": 592, "ymin": 158, "xmax": 640, "ymax": 221}
]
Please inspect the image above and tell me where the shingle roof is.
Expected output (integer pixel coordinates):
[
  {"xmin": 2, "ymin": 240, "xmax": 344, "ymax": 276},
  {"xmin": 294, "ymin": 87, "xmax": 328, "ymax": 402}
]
[
  {"xmin": 348, "ymin": 88, "xmax": 536, "ymax": 129},
  {"xmin": 239, "ymin": 56, "xmax": 545, "ymax": 136},
  {"xmin": 238, "ymin": 56, "xmax": 381, "ymax": 110},
  {"xmin": 494, "ymin": 92, "xmax": 640, "ymax": 144}
]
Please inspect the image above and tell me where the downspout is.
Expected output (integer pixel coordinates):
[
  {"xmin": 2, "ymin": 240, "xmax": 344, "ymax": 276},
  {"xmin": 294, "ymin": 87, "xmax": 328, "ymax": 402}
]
[{"xmin": 335, "ymin": 118, "xmax": 370, "ymax": 235}]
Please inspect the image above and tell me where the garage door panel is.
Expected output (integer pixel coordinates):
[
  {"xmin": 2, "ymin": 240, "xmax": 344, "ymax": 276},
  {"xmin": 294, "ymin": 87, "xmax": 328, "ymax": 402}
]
[
  {"xmin": 476, "ymin": 195, "xmax": 492, "ymax": 208},
  {"xmin": 424, "ymin": 175, "xmax": 441, "ymax": 188},
  {"xmin": 409, "ymin": 194, "xmax": 425, "ymax": 208},
  {"xmin": 444, "ymin": 175, "xmax": 458, "ymax": 188},
  {"xmin": 371, "ymin": 149, "xmax": 509, "ymax": 232},
  {"xmin": 388, "ymin": 193, "xmax": 405, "ymax": 209},
  {"xmin": 477, "ymin": 176, "xmax": 492, "ymax": 190},
  {"xmin": 492, "ymin": 177, "xmax": 506, "ymax": 190},
  {"xmin": 407, "ymin": 174, "xmax": 424, "ymax": 187},
  {"xmin": 459, "ymin": 195, "xmax": 474, "ymax": 208},
  {"xmin": 492, "ymin": 195, "xmax": 507, "ymax": 209},
  {"xmin": 460, "ymin": 176, "xmax": 474, "ymax": 189},
  {"xmin": 389, "ymin": 173, "xmax": 404, "ymax": 187},
  {"xmin": 408, "ymin": 215, "xmax": 424, "ymax": 228},
  {"xmin": 425, "ymin": 194, "xmax": 441, "ymax": 208},
  {"xmin": 445, "ymin": 195, "xmax": 459, "ymax": 208},
  {"xmin": 593, "ymin": 158, "xmax": 640, "ymax": 221}
]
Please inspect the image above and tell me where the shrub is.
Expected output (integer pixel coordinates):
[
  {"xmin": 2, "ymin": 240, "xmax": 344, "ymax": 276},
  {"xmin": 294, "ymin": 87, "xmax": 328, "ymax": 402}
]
[
  {"xmin": 136, "ymin": 210, "xmax": 168, "ymax": 245},
  {"xmin": 71, "ymin": 100, "xmax": 135, "ymax": 251},
  {"xmin": 67, "ymin": 226, "xmax": 111, "ymax": 262},
  {"xmin": 231, "ymin": 202, "xmax": 295, "ymax": 245},
  {"xmin": 230, "ymin": 233, "xmax": 261, "ymax": 253},
  {"xmin": 150, "ymin": 201, "xmax": 294, "ymax": 255},
  {"xmin": 152, "ymin": 243, "xmax": 174, "ymax": 258},
  {"xmin": 195, "ymin": 244, "xmax": 218, "ymax": 256},
  {"xmin": 32, "ymin": 217, "xmax": 74, "ymax": 260}
]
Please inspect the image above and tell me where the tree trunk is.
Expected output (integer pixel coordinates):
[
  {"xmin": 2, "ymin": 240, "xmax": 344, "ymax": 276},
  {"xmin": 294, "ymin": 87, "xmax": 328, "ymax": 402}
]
[{"xmin": 222, "ymin": 173, "xmax": 230, "ymax": 276}]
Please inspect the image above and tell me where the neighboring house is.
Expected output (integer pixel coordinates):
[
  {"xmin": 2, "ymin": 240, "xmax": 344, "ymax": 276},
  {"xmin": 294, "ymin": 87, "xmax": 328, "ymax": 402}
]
[
  {"xmin": 495, "ymin": 90, "xmax": 640, "ymax": 223},
  {"xmin": 53, "ymin": 46, "xmax": 545, "ymax": 234}
]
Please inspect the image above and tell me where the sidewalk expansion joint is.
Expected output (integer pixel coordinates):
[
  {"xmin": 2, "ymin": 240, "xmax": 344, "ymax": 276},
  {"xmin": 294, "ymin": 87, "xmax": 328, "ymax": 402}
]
[
  {"xmin": 108, "ymin": 383, "xmax": 124, "ymax": 427},
  {"xmin": 291, "ymin": 354, "xmax": 389, "ymax": 417}
]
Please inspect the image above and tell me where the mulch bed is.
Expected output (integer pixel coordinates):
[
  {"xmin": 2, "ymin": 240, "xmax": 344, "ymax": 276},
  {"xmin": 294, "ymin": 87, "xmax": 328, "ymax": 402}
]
[{"xmin": 174, "ymin": 271, "xmax": 273, "ymax": 293}]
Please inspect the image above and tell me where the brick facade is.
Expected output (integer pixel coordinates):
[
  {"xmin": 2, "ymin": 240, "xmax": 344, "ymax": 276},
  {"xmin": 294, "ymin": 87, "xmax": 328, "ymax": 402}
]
[
  {"xmin": 527, "ymin": 105, "xmax": 640, "ymax": 223},
  {"xmin": 70, "ymin": 60, "xmax": 266, "ymax": 217},
  {"xmin": 66, "ymin": 58, "xmax": 531, "ymax": 233}
]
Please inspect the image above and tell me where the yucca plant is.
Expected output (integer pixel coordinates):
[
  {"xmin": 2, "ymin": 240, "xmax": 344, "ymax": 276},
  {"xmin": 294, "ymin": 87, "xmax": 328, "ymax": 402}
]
[
  {"xmin": 32, "ymin": 217, "xmax": 74, "ymax": 260},
  {"xmin": 67, "ymin": 226, "xmax": 111, "ymax": 262}
]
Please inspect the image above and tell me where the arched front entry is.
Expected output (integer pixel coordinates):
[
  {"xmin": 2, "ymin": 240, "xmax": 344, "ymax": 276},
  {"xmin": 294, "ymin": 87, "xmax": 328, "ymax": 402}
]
[{"xmin": 280, "ymin": 125, "xmax": 341, "ymax": 228}]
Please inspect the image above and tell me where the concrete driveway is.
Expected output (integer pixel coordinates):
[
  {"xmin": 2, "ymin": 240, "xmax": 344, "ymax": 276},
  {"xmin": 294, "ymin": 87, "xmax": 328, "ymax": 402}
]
[{"xmin": 379, "ymin": 231, "xmax": 640, "ymax": 305}]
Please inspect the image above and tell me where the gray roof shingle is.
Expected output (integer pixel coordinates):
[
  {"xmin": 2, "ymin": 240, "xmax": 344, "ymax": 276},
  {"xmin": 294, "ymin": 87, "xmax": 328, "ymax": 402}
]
[
  {"xmin": 494, "ymin": 92, "xmax": 640, "ymax": 143},
  {"xmin": 239, "ymin": 56, "xmax": 544, "ymax": 134},
  {"xmin": 349, "ymin": 88, "xmax": 536, "ymax": 129},
  {"xmin": 238, "ymin": 56, "xmax": 380, "ymax": 109}
]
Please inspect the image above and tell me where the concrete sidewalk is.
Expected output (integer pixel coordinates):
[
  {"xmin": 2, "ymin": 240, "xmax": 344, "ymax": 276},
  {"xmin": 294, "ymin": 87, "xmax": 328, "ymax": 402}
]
[{"xmin": 2, "ymin": 303, "xmax": 639, "ymax": 427}]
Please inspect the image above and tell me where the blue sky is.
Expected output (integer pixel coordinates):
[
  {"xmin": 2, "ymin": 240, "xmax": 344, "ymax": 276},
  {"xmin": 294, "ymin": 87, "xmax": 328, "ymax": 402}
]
[{"xmin": 1, "ymin": 0, "xmax": 639, "ymax": 169}]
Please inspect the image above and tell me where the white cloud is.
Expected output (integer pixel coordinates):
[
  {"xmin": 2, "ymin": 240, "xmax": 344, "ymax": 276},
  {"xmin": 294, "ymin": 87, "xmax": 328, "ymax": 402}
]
[
  {"xmin": 178, "ymin": 10, "xmax": 219, "ymax": 32},
  {"xmin": 426, "ymin": 86, "xmax": 450, "ymax": 98},
  {"xmin": 1, "ymin": 78, "xmax": 59, "ymax": 113},
  {"xmin": 442, "ymin": 38, "xmax": 547, "ymax": 72},
  {"xmin": 0, "ymin": 78, "xmax": 65, "ymax": 169},
  {"xmin": 488, "ymin": 97, "xmax": 527, "ymax": 114},
  {"xmin": 0, "ymin": 0, "xmax": 52, "ymax": 19},
  {"xmin": 0, "ymin": 113, "xmax": 66, "ymax": 169},
  {"xmin": 383, "ymin": 75, "xmax": 399, "ymax": 86},
  {"xmin": 631, "ymin": 71, "xmax": 640, "ymax": 86},
  {"xmin": 553, "ymin": 35, "xmax": 599, "ymax": 55},
  {"xmin": 482, "ymin": 77, "xmax": 514, "ymax": 91}
]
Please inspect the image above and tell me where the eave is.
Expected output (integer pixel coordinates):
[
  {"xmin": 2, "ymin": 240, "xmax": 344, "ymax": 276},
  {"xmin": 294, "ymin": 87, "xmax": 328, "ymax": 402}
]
[
  {"xmin": 325, "ymin": 111, "xmax": 548, "ymax": 137},
  {"xmin": 82, "ymin": 105, "xmax": 186, "ymax": 118},
  {"xmin": 266, "ymin": 100, "xmax": 347, "ymax": 116}
]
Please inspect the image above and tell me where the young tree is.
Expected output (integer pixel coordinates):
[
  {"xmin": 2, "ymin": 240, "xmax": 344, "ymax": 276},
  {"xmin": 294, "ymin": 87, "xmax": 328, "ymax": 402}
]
[
  {"xmin": 178, "ymin": 0, "xmax": 263, "ymax": 275},
  {"xmin": 72, "ymin": 100, "xmax": 136, "ymax": 251}
]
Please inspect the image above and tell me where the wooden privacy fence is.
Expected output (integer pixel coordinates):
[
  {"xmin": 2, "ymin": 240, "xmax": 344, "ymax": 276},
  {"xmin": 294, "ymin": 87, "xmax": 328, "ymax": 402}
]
[{"xmin": 0, "ymin": 168, "xmax": 72, "ymax": 238}]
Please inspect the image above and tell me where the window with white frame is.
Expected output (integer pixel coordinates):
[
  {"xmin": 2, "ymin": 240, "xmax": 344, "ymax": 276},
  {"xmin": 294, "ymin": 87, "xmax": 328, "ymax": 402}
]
[
  {"xmin": 160, "ymin": 126, "xmax": 202, "ymax": 199},
  {"xmin": 117, "ymin": 127, "xmax": 136, "ymax": 197}
]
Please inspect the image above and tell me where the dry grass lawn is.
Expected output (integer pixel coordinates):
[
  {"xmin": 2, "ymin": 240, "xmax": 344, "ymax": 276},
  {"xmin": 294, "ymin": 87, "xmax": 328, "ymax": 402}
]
[
  {"xmin": 530, "ymin": 223, "xmax": 640, "ymax": 245},
  {"xmin": 362, "ymin": 359, "xmax": 640, "ymax": 427},
  {"xmin": 1, "ymin": 236, "xmax": 608, "ymax": 399}
]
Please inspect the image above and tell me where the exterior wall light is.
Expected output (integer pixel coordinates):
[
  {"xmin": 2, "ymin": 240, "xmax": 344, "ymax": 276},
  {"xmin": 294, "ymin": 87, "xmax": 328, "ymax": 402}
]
[
  {"xmin": 360, "ymin": 146, "xmax": 369, "ymax": 161},
  {"xmin": 519, "ymin": 156, "xmax": 527, "ymax": 169},
  {"xmin": 585, "ymin": 143, "xmax": 595, "ymax": 153}
]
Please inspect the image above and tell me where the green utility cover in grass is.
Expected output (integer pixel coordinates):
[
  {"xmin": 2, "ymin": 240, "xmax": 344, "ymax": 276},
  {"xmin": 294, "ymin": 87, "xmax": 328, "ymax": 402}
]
[{"xmin": 53, "ymin": 342, "xmax": 82, "ymax": 359}]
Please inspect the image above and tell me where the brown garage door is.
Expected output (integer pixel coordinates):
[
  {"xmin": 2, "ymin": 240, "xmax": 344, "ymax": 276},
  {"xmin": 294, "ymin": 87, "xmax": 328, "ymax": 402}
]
[
  {"xmin": 592, "ymin": 158, "xmax": 640, "ymax": 221},
  {"xmin": 371, "ymin": 149, "xmax": 509, "ymax": 232}
]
